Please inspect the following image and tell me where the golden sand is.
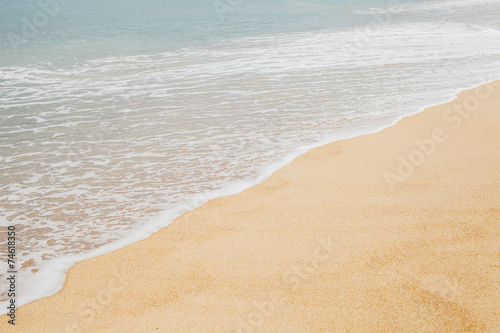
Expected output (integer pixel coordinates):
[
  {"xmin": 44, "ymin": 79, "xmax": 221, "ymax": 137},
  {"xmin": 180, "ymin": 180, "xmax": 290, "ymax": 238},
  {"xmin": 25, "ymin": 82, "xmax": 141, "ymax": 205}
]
[{"xmin": 2, "ymin": 81, "xmax": 499, "ymax": 332}]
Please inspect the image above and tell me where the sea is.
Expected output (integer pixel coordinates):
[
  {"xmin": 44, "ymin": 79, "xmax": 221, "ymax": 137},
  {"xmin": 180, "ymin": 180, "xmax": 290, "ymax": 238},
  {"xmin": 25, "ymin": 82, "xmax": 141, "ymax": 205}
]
[{"xmin": 1, "ymin": 0, "xmax": 499, "ymax": 311}]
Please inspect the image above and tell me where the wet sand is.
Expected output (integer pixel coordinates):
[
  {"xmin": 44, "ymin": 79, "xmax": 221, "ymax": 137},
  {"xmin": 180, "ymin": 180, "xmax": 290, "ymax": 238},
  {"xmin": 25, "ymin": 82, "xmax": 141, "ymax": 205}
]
[{"xmin": 1, "ymin": 81, "xmax": 499, "ymax": 332}]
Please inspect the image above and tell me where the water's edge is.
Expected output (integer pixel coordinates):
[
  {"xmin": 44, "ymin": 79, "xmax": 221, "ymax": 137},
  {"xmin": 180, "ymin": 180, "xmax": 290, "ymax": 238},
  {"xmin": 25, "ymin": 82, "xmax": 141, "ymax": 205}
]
[{"xmin": 2, "ymin": 76, "xmax": 499, "ymax": 315}]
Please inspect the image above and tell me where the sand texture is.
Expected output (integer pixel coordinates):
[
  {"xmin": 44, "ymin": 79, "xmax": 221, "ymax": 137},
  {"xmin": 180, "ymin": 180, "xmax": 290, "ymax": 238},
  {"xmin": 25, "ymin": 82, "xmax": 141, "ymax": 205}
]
[{"xmin": 1, "ymin": 81, "xmax": 499, "ymax": 332}]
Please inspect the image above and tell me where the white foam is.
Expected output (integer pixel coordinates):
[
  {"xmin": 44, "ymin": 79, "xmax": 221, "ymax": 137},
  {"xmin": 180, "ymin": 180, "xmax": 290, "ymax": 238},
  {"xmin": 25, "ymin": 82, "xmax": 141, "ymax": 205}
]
[
  {"xmin": 1, "ymin": 5, "xmax": 500, "ymax": 313},
  {"xmin": 350, "ymin": 0, "xmax": 500, "ymax": 15}
]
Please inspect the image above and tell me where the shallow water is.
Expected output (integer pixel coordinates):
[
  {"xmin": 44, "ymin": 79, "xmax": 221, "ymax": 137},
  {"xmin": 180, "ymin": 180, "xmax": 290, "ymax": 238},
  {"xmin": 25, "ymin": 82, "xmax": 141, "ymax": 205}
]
[{"xmin": 0, "ymin": 0, "xmax": 500, "ymax": 309}]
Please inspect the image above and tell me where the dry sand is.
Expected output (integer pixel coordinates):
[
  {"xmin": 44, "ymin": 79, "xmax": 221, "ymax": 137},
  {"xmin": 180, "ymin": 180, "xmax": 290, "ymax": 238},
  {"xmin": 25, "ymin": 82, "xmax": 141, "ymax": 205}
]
[{"xmin": 2, "ymin": 81, "xmax": 499, "ymax": 332}]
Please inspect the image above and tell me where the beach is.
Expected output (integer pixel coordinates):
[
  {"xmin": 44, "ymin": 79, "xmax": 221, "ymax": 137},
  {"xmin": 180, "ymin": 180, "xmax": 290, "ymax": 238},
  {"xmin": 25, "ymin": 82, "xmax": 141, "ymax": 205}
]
[
  {"xmin": 3, "ymin": 0, "xmax": 500, "ymax": 308},
  {"xmin": 1, "ymin": 81, "xmax": 499, "ymax": 331}
]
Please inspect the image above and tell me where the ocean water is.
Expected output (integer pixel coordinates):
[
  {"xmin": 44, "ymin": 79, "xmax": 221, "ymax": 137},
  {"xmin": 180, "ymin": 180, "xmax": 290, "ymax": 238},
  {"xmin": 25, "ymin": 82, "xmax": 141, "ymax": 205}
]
[{"xmin": 1, "ymin": 0, "xmax": 500, "ymax": 310}]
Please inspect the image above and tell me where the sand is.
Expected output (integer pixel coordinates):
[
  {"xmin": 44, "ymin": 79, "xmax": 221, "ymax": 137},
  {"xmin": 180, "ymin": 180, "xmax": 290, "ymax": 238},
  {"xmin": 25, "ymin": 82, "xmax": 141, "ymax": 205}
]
[{"xmin": 2, "ymin": 81, "xmax": 499, "ymax": 332}]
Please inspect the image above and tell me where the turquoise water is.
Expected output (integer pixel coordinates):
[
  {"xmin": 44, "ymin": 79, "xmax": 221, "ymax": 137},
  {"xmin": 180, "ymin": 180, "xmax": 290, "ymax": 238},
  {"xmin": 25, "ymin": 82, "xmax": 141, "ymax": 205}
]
[
  {"xmin": 1, "ymin": 0, "xmax": 423, "ymax": 66},
  {"xmin": 1, "ymin": 0, "xmax": 500, "ymax": 310}
]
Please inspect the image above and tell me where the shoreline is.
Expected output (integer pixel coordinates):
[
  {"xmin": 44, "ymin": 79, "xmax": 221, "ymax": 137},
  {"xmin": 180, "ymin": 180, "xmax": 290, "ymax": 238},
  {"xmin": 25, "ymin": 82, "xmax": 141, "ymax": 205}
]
[
  {"xmin": 4, "ymin": 77, "xmax": 499, "ymax": 314},
  {"xmin": 2, "ymin": 80, "xmax": 500, "ymax": 331}
]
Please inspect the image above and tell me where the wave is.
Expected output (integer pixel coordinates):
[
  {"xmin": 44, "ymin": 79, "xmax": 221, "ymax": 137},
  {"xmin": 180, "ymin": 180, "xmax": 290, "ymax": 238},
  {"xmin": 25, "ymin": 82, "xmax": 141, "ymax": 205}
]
[
  {"xmin": 1, "ymin": 8, "xmax": 500, "ymax": 312},
  {"xmin": 348, "ymin": 0, "xmax": 500, "ymax": 15}
]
